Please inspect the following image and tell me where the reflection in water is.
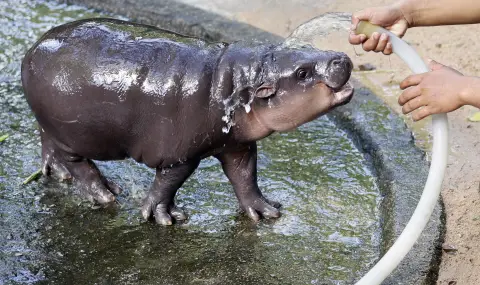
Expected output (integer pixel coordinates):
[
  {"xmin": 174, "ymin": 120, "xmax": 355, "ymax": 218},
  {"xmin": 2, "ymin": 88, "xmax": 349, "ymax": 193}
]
[{"xmin": 0, "ymin": 1, "xmax": 380, "ymax": 284}]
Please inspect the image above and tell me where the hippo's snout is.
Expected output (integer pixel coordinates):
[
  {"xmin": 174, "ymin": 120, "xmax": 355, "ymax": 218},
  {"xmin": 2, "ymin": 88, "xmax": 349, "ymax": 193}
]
[
  {"xmin": 316, "ymin": 53, "xmax": 354, "ymax": 107},
  {"xmin": 322, "ymin": 53, "xmax": 353, "ymax": 90}
]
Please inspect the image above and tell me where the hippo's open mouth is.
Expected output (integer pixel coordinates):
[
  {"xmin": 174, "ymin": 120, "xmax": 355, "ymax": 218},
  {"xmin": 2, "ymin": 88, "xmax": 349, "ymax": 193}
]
[{"xmin": 332, "ymin": 81, "xmax": 354, "ymax": 106}]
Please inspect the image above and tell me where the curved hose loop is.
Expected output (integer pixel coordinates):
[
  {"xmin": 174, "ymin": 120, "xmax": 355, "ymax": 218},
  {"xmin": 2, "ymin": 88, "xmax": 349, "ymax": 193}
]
[{"xmin": 353, "ymin": 21, "xmax": 449, "ymax": 285}]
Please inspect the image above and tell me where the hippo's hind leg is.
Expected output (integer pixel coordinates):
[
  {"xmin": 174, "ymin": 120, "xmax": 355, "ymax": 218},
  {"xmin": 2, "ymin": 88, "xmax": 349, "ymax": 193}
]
[
  {"xmin": 41, "ymin": 129, "xmax": 72, "ymax": 181},
  {"xmin": 215, "ymin": 143, "xmax": 281, "ymax": 222},
  {"xmin": 40, "ymin": 129, "xmax": 122, "ymax": 204},
  {"xmin": 141, "ymin": 160, "xmax": 200, "ymax": 225}
]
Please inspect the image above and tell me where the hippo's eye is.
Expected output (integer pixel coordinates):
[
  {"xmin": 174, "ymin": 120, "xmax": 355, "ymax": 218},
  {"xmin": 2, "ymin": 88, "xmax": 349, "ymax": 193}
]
[{"xmin": 296, "ymin": 69, "xmax": 308, "ymax": 80}]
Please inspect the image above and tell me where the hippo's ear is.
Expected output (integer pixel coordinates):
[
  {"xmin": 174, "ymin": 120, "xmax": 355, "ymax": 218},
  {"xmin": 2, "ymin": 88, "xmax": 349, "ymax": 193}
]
[{"xmin": 255, "ymin": 84, "xmax": 276, "ymax": 98}]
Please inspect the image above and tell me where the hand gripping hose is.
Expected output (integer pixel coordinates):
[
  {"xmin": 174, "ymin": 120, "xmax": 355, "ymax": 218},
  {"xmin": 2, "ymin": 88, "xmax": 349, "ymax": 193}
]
[{"xmin": 354, "ymin": 21, "xmax": 449, "ymax": 285}]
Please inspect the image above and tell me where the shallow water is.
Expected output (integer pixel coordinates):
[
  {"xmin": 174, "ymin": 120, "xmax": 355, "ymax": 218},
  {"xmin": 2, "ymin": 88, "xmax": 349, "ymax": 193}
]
[{"xmin": 0, "ymin": 1, "xmax": 381, "ymax": 284}]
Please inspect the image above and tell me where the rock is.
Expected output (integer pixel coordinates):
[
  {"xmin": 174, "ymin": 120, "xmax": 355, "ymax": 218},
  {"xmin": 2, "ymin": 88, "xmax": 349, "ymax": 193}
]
[
  {"xmin": 442, "ymin": 243, "xmax": 458, "ymax": 254},
  {"xmin": 358, "ymin": 63, "xmax": 376, "ymax": 71}
]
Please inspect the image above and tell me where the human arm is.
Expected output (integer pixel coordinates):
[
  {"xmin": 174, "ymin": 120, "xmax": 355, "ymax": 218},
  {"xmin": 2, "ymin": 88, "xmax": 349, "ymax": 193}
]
[
  {"xmin": 349, "ymin": 0, "xmax": 480, "ymax": 54},
  {"xmin": 405, "ymin": 0, "xmax": 480, "ymax": 27}
]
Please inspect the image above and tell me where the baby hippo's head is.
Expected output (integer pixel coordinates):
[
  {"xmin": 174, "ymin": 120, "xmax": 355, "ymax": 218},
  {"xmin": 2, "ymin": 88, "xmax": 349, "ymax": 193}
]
[{"xmin": 251, "ymin": 45, "xmax": 354, "ymax": 132}]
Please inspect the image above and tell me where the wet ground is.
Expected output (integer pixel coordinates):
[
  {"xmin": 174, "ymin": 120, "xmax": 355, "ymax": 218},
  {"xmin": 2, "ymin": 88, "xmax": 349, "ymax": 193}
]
[{"xmin": 0, "ymin": 1, "xmax": 381, "ymax": 284}]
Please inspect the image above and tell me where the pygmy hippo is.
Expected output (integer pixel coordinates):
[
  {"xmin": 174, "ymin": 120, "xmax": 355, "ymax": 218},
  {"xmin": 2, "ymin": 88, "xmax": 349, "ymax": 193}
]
[{"xmin": 21, "ymin": 18, "xmax": 354, "ymax": 225}]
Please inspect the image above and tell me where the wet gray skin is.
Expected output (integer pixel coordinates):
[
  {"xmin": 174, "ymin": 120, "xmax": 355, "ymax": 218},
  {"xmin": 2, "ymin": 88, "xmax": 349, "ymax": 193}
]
[
  {"xmin": 21, "ymin": 16, "xmax": 354, "ymax": 225},
  {"xmin": 1, "ymin": 0, "xmax": 380, "ymax": 284}
]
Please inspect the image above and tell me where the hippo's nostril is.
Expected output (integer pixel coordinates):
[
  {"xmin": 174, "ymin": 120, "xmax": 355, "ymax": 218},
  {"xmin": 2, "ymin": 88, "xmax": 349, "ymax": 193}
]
[
  {"xmin": 328, "ymin": 55, "xmax": 354, "ymax": 73},
  {"xmin": 325, "ymin": 55, "xmax": 353, "ymax": 89},
  {"xmin": 331, "ymin": 59, "xmax": 342, "ymax": 67}
]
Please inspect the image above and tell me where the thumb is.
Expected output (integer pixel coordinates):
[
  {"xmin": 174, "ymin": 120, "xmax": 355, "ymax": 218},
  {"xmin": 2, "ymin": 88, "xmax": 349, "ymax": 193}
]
[
  {"xmin": 353, "ymin": 8, "xmax": 374, "ymax": 23},
  {"xmin": 351, "ymin": 8, "xmax": 375, "ymax": 33},
  {"xmin": 428, "ymin": 59, "xmax": 444, "ymax": 71}
]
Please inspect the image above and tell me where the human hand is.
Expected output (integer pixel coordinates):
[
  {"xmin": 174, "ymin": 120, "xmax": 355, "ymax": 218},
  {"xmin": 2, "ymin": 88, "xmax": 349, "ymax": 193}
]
[
  {"xmin": 398, "ymin": 60, "xmax": 468, "ymax": 121},
  {"xmin": 349, "ymin": 5, "xmax": 411, "ymax": 55}
]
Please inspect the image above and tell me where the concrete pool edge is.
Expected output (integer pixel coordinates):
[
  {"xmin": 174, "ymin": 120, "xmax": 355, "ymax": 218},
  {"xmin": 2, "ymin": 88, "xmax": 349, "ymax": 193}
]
[
  {"xmin": 57, "ymin": 0, "xmax": 445, "ymax": 283},
  {"xmin": 328, "ymin": 79, "xmax": 445, "ymax": 285}
]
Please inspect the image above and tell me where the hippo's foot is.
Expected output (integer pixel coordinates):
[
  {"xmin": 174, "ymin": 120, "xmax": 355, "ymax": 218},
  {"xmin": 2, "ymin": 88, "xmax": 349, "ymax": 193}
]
[
  {"xmin": 41, "ymin": 131, "xmax": 72, "ymax": 181},
  {"xmin": 215, "ymin": 144, "xmax": 282, "ymax": 223},
  {"xmin": 240, "ymin": 196, "xmax": 282, "ymax": 222},
  {"xmin": 141, "ymin": 161, "xmax": 200, "ymax": 226},
  {"xmin": 141, "ymin": 198, "xmax": 188, "ymax": 226},
  {"xmin": 49, "ymin": 157, "xmax": 121, "ymax": 204},
  {"xmin": 40, "ymin": 131, "xmax": 121, "ymax": 204},
  {"xmin": 68, "ymin": 159, "xmax": 122, "ymax": 204},
  {"xmin": 42, "ymin": 152, "xmax": 72, "ymax": 181}
]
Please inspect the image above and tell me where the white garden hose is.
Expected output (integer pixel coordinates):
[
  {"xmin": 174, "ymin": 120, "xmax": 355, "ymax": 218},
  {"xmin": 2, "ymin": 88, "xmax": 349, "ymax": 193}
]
[{"xmin": 353, "ymin": 21, "xmax": 449, "ymax": 284}]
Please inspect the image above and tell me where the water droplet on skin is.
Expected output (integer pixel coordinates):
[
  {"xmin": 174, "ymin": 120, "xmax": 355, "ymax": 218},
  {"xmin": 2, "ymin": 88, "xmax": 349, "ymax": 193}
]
[
  {"xmin": 244, "ymin": 103, "xmax": 251, "ymax": 113},
  {"xmin": 38, "ymin": 39, "xmax": 63, "ymax": 52}
]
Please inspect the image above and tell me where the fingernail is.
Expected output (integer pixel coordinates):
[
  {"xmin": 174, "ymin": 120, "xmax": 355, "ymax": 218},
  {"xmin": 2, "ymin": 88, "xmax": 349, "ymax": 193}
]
[
  {"xmin": 380, "ymin": 33, "xmax": 388, "ymax": 41},
  {"xmin": 372, "ymin": 32, "xmax": 379, "ymax": 40},
  {"xmin": 360, "ymin": 35, "xmax": 367, "ymax": 41}
]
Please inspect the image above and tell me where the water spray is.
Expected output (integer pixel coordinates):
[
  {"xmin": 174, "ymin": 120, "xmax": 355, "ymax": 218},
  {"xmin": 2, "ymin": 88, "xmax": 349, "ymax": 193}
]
[{"xmin": 353, "ymin": 21, "xmax": 449, "ymax": 285}]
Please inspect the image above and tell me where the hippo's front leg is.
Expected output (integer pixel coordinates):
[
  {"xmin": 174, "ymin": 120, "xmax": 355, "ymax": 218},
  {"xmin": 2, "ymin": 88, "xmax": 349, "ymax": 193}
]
[
  {"xmin": 216, "ymin": 143, "xmax": 281, "ymax": 222},
  {"xmin": 141, "ymin": 160, "xmax": 200, "ymax": 225}
]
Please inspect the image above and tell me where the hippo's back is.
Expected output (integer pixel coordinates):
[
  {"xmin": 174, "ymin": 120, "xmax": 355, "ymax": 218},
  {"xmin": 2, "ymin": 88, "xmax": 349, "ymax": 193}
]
[{"xmin": 21, "ymin": 18, "xmax": 227, "ymax": 164}]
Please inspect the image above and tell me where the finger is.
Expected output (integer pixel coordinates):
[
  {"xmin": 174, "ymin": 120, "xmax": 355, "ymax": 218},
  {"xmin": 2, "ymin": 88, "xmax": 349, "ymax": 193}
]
[
  {"xmin": 349, "ymin": 32, "xmax": 367, "ymax": 45},
  {"xmin": 400, "ymin": 73, "xmax": 426, "ymax": 90},
  {"xmin": 428, "ymin": 59, "xmax": 445, "ymax": 71},
  {"xmin": 353, "ymin": 8, "xmax": 374, "ymax": 22},
  {"xmin": 374, "ymin": 33, "xmax": 389, "ymax": 53},
  {"xmin": 350, "ymin": 10, "xmax": 371, "ymax": 45},
  {"xmin": 383, "ymin": 42, "xmax": 393, "ymax": 55},
  {"xmin": 428, "ymin": 58, "xmax": 464, "ymax": 75},
  {"xmin": 412, "ymin": 107, "xmax": 433, "ymax": 121},
  {"xmin": 402, "ymin": 96, "xmax": 426, "ymax": 114},
  {"xmin": 351, "ymin": 13, "xmax": 360, "ymax": 29},
  {"xmin": 362, "ymin": 32, "xmax": 380, "ymax": 51},
  {"xmin": 398, "ymin": 86, "xmax": 421, "ymax": 105}
]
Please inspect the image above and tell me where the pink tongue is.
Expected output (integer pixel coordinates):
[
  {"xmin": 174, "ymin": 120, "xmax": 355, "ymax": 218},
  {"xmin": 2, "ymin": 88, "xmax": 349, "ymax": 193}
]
[{"xmin": 333, "ymin": 82, "xmax": 353, "ymax": 103}]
